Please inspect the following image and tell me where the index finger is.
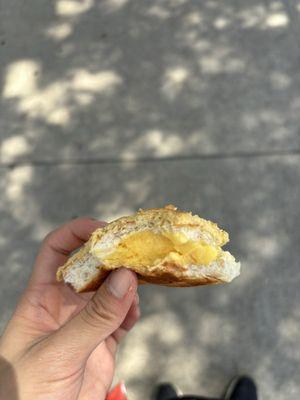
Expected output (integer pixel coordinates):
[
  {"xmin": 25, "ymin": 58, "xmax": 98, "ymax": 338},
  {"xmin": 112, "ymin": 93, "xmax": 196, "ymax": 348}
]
[{"xmin": 30, "ymin": 217, "xmax": 106, "ymax": 286}]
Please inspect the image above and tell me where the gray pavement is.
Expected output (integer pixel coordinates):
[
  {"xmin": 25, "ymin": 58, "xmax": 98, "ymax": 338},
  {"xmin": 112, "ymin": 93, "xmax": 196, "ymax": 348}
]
[
  {"xmin": 1, "ymin": 0, "xmax": 300, "ymax": 164},
  {"xmin": 1, "ymin": 1, "xmax": 300, "ymax": 399}
]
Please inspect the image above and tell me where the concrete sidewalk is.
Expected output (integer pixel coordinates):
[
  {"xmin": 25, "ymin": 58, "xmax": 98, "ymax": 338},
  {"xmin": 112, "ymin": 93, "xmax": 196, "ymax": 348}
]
[{"xmin": 1, "ymin": 1, "xmax": 300, "ymax": 399}]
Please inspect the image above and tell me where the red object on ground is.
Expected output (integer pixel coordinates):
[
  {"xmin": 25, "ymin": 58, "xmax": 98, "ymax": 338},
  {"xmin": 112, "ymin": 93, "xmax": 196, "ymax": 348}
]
[{"xmin": 106, "ymin": 382, "xmax": 128, "ymax": 400}]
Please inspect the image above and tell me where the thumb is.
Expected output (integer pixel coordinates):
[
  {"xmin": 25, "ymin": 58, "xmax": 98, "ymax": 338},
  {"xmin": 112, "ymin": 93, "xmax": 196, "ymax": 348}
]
[{"xmin": 49, "ymin": 268, "xmax": 137, "ymax": 363}]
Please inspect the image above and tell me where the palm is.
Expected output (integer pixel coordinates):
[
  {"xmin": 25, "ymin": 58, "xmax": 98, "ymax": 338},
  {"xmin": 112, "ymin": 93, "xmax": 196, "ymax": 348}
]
[{"xmin": 22, "ymin": 281, "xmax": 117, "ymax": 398}]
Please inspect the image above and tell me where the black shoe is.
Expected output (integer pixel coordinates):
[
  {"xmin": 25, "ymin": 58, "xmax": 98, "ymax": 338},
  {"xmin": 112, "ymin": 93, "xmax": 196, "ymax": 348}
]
[
  {"xmin": 224, "ymin": 376, "xmax": 257, "ymax": 400},
  {"xmin": 153, "ymin": 383, "xmax": 182, "ymax": 400},
  {"xmin": 153, "ymin": 383, "xmax": 218, "ymax": 400}
]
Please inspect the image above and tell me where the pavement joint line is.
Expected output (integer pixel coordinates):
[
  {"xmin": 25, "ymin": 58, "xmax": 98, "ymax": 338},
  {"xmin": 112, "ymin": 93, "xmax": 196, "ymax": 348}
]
[{"xmin": 0, "ymin": 148, "xmax": 300, "ymax": 169}]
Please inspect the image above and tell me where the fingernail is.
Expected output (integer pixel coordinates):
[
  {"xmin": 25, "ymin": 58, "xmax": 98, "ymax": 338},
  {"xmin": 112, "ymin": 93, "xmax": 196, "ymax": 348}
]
[
  {"xmin": 134, "ymin": 293, "xmax": 140, "ymax": 305},
  {"xmin": 106, "ymin": 268, "xmax": 133, "ymax": 299}
]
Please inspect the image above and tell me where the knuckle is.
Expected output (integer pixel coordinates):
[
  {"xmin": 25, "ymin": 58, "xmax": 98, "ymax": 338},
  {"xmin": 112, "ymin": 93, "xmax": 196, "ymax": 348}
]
[
  {"xmin": 81, "ymin": 295, "xmax": 119, "ymax": 329},
  {"xmin": 43, "ymin": 229, "xmax": 59, "ymax": 247},
  {"xmin": 43, "ymin": 230, "xmax": 55, "ymax": 244}
]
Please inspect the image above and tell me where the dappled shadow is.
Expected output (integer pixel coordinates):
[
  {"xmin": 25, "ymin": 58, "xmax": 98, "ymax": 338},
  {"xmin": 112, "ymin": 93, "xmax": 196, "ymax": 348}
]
[
  {"xmin": 1, "ymin": 1, "xmax": 300, "ymax": 400},
  {"xmin": 0, "ymin": 155, "xmax": 300, "ymax": 399},
  {"xmin": 1, "ymin": 0, "xmax": 300, "ymax": 163}
]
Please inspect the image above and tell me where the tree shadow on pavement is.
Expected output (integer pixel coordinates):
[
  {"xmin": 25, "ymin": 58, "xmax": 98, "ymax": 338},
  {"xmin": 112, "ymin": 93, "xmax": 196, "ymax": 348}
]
[{"xmin": 1, "ymin": 0, "xmax": 300, "ymax": 164}]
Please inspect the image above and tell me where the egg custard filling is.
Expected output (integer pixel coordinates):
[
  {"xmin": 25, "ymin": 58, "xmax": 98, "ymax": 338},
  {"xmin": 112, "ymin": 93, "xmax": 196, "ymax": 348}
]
[{"xmin": 98, "ymin": 230, "xmax": 220, "ymax": 268}]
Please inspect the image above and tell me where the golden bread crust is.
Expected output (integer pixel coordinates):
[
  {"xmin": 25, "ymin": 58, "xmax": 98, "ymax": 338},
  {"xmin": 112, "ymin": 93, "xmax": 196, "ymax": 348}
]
[
  {"xmin": 90, "ymin": 204, "xmax": 228, "ymax": 247},
  {"xmin": 136, "ymin": 273, "xmax": 221, "ymax": 286},
  {"xmin": 70, "ymin": 266, "xmax": 222, "ymax": 292},
  {"xmin": 59, "ymin": 250, "xmax": 239, "ymax": 292}
]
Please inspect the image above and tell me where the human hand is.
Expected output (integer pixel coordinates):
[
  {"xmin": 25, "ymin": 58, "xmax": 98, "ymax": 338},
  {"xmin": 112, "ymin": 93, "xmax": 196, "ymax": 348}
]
[{"xmin": 0, "ymin": 218, "xmax": 140, "ymax": 400}]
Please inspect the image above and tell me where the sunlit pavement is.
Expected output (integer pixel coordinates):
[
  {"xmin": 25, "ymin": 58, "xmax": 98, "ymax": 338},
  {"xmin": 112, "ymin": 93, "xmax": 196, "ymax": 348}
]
[{"xmin": 1, "ymin": 1, "xmax": 300, "ymax": 399}]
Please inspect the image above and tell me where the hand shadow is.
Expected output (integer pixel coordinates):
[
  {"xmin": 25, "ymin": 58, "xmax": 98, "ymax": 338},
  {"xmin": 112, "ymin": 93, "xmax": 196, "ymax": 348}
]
[{"xmin": 0, "ymin": 355, "xmax": 18, "ymax": 400}]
